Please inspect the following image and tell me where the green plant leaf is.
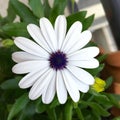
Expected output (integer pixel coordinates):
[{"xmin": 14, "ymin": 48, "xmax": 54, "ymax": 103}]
[
  {"xmin": 0, "ymin": 77, "xmax": 21, "ymax": 90},
  {"xmin": 105, "ymin": 77, "xmax": 113, "ymax": 89},
  {"xmin": 10, "ymin": 0, "xmax": 37, "ymax": 24},
  {"xmin": 113, "ymin": 116, "xmax": 120, "ymax": 120},
  {"xmin": 7, "ymin": 93, "xmax": 29, "ymax": 120},
  {"xmin": 43, "ymin": 0, "xmax": 51, "ymax": 18},
  {"xmin": 0, "ymin": 47, "xmax": 14, "ymax": 83},
  {"xmin": 2, "ymin": 22, "xmax": 30, "ymax": 37},
  {"xmin": 5, "ymin": 0, "xmax": 16, "ymax": 22},
  {"xmin": 18, "ymin": 101, "xmax": 36, "ymax": 120},
  {"xmin": 49, "ymin": 97, "xmax": 60, "ymax": 109},
  {"xmin": 82, "ymin": 14, "xmax": 95, "ymax": 31},
  {"xmin": 67, "ymin": 11, "xmax": 87, "ymax": 30},
  {"xmin": 29, "ymin": 0, "xmax": 44, "ymax": 18},
  {"xmin": 97, "ymin": 54, "xmax": 107, "ymax": 63},
  {"xmin": 49, "ymin": 0, "xmax": 67, "ymax": 24},
  {"xmin": 104, "ymin": 93, "xmax": 120, "ymax": 108},
  {"xmin": 82, "ymin": 101, "xmax": 110, "ymax": 117},
  {"xmin": 92, "ymin": 92, "xmax": 113, "ymax": 109}
]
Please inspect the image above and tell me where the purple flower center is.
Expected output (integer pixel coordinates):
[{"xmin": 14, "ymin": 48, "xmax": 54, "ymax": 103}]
[{"xmin": 49, "ymin": 51, "xmax": 68, "ymax": 70}]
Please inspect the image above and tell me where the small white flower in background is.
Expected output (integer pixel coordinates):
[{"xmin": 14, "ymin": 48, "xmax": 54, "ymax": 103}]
[{"xmin": 12, "ymin": 15, "xmax": 99, "ymax": 104}]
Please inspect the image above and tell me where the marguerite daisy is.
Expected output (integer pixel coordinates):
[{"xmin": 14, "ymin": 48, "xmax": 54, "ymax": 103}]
[{"xmin": 12, "ymin": 15, "xmax": 99, "ymax": 104}]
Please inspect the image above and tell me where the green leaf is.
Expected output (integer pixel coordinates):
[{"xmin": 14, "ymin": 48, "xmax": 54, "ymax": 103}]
[
  {"xmin": 0, "ymin": 77, "xmax": 21, "ymax": 90},
  {"xmin": 43, "ymin": 0, "xmax": 51, "ymax": 18},
  {"xmin": 92, "ymin": 92, "xmax": 113, "ymax": 109},
  {"xmin": 82, "ymin": 14, "xmax": 95, "ymax": 31},
  {"xmin": 67, "ymin": 11, "xmax": 87, "ymax": 30},
  {"xmin": 105, "ymin": 77, "xmax": 113, "ymax": 89},
  {"xmin": 82, "ymin": 101, "xmax": 110, "ymax": 117},
  {"xmin": 104, "ymin": 93, "xmax": 120, "ymax": 108},
  {"xmin": 5, "ymin": 0, "xmax": 16, "ymax": 22},
  {"xmin": 2, "ymin": 22, "xmax": 30, "ymax": 37},
  {"xmin": 18, "ymin": 101, "xmax": 36, "ymax": 120},
  {"xmin": 49, "ymin": 97, "xmax": 60, "ymax": 109},
  {"xmin": 7, "ymin": 93, "xmax": 29, "ymax": 120},
  {"xmin": 0, "ymin": 47, "xmax": 14, "ymax": 82},
  {"xmin": 97, "ymin": 54, "xmax": 107, "ymax": 63},
  {"xmin": 10, "ymin": 0, "xmax": 37, "ymax": 24},
  {"xmin": 36, "ymin": 100, "xmax": 47, "ymax": 113},
  {"xmin": 49, "ymin": 0, "xmax": 67, "ymax": 24},
  {"xmin": 29, "ymin": 0, "xmax": 44, "ymax": 18},
  {"xmin": 113, "ymin": 116, "xmax": 120, "ymax": 120}
]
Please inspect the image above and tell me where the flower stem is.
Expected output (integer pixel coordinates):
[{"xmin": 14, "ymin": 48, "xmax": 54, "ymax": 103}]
[
  {"xmin": 47, "ymin": 108, "xmax": 57, "ymax": 120},
  {"xmin": 75, "ymin": 107, "xmax": 84, "ymax": 120},
  {"xmin": 73, "ymin": 102, "xmax": 84, "ymax": 120},
  {"xmin": 63, "ymin": 100, "xmax": 73, "ymax": 120}
]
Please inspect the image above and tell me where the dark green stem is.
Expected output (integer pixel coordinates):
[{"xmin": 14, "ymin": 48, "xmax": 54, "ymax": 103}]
[
  {"xmin": 75, "ymin": 107, "xmax": 84, "ymax": 120},
  {"xmin": 47, "ymin": 108, "xmax": 57, "ymax": 120}
]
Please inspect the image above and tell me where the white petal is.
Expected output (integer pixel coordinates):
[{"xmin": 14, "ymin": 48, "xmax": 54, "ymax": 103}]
[
  {"xmin": 55, "ymin": 15, "xmax": 67, "ymax": 49},
  {"xmin": 56, "ymin": 70, "xmax": 67, "ymax": 104},
  {"xmin": 12, "ymin": 51, "xmax": 44, "ymax": 63},
  {"xmin": 14, "ymin": 37, "xmax": 49, "ymax": 58},
  {"xmin": 75, "ymin": 79, "xmax": 89, "ymax": 93},
  {"xmin": 12, "ymin": 60, "xmax": 49, "ymax": 74},
  {"xmin": 29, "ymin": 69, "xmax": 54, "ymax": 100},
  {"xmin": 68, "ymin": 58, "xmax": 99, "ymax": 68},
  {"xmin": 61, "ymin": 21, "xmax": 82, "ymax": 51},
  {"xmin": 42, "ymin": 70, "xmax": 56, "ymax": 104},
  {"xmin": 63, "ymin": 69, "xmax": 89, "ymax": 93},
  {"xmin": 27, "ymin": 24, "xmax": 51, "ymax": 52},
  {"xmin": 40, "ymin": 17, "xmax": 57, "ymax": 51},
  {"xmin": 67, "ymin": 65, "xmax": 95, "ymax": 85},
  {"xmin": 62, "ymin": 69, "xmax": 80, "ymax": 102},
  {"xmin": 68, "ymin": 47, "xmax": 99, "ymax": 60},
  {"xmin": 66, "ymin": 30, "xmax": 92, "ymax": 54},
  {"xmin": 19, "ymin": 67, "xmax": 48, "ymax": 88}
]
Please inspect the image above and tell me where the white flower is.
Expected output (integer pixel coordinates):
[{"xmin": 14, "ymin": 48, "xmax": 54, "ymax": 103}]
[{"xmin": 12, "ymin": 15, "xmax": 99, "ymax": 104}]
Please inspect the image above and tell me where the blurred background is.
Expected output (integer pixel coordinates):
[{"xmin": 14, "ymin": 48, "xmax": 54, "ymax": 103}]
[{"xmin": 0, "ymin": 0, "xmax": 118, "ymax": 53}]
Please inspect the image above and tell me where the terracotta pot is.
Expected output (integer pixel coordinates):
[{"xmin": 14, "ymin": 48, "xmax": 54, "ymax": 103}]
[
  {"xmin": 102, "ymin": 51, "xmax": 120, "ymax": 84},
  {"xmin": 101, "ymin": 51, "xmax": 120, "ymax": 116}
]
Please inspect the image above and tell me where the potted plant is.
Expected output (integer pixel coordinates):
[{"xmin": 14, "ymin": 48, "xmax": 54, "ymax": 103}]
[{"xmin": 0, "ymin": 0, "xmax": 120, "ymax": 120}]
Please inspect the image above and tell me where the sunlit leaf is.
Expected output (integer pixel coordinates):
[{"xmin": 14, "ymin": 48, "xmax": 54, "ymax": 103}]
[
  {"xmin": 10, "ymin": 0, "xmax": 37, "ymax": 24},
  {"xmin": 49, "ymin": 0, "xmax": 67, "ymax": 24},
  {"xmin": 67, "ymin": 11, "xmax": 87, "ymax": 30},
  {"xmin": 82, "ymin": 14, "xmax": 95, "ymax": 31},
  {"xmin": 29, "ymin": 0, "xmax": 44, "ymax": 18},
  {"xmin": 2, "ymin": 22, "xmax": 30, "ymax": 37}
]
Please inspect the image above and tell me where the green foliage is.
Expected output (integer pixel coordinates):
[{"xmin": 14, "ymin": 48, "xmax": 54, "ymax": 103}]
[
  {"xmin": 49, "ymin": 0, "xmax": 67, "ymax": 24},
  {"xmin": 10, "ymin": 0, "xmax": 37, "ymax": 24},
  {"xmin": 82, "ymin": 14, "xmax": 95, "ymax": 31},
  {"xmin": 2, "ymin": 22, "xmax": 30, "ymax": 37},
  {"xmin": 7, "ymin": 93, "xmax": 29, "ymax": 120},
  {"xmin": 29, "ymin": 0, "xmax": 44, "ymax": 18},
  {"xmin": 0, "ymin": 0, "xmax": 119, "ymax": 120},
  {"xmin": 0, "ymin": 77, "xmax": 21, "ymax": 90},
  {"xmin": 67, "ymin": 11, "xmax": 87, "ymax": 30},
  {"xmin": 0, "ymin": 47, "xmax": 14, "ymax": 83}
]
